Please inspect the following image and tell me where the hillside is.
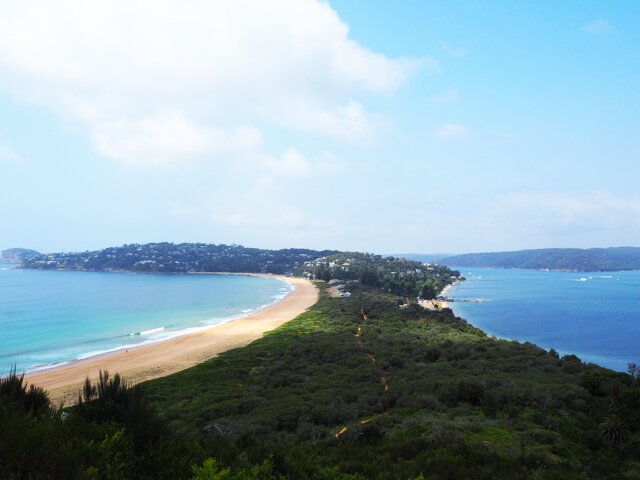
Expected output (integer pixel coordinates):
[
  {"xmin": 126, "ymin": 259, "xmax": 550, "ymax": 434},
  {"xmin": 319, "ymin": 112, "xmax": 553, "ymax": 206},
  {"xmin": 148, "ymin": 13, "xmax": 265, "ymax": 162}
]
[
  {"xmin": 384, "ymin": 253, "xmax": 454, "ymax": 263},
  {"xmin": 20, "ymin": 245, "xmax": 460, "ymax": 299},
  {"xmin": 1, "ymin": 247, "xmax": 40, "ymax": 264},
  {"xmin": 440, "ymin": 247, "xmax": 640, "ymax": 271},
  {"xmin": 296, "ymin": 252, "xmax": 459, "ymax": 298},
  {"xmin": 3, "ymin": 267, "xmax": 639, "ymax": 478},
  {"xmin": 144, "ymin": 283, "xmax": 640, "ymax": 479},
  {"xmin": 20, "ymin": 242, "xmax": 338, "ymax": 275}
]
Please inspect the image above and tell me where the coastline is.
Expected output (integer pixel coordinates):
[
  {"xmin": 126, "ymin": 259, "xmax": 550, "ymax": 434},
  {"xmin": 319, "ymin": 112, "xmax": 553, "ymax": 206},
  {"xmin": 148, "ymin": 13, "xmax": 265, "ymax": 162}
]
[
  {"xmin": 26, "ymin": 275, "xmax": 318, "ymax": 406},
  {"xmin": 419, "ymin": 282, "xmax": 455, "ymax": 311},
  {"xmin": 438, "ymin": 268, "xmax": 637, "ymax": 372}
]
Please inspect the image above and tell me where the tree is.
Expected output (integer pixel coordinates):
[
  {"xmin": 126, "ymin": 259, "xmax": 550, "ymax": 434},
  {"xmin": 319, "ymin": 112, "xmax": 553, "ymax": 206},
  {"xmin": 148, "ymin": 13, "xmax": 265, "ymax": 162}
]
[
  {"xmin": 359, "ymin": 269, "xmax": 379, "ymax": 287},
  {"xmin": 420, "ymin": 283, "xmax": 437, "ymax": 300},
  {"xmin": 599, "ymin": 416, "xmax": 630, "ymax": 448},
  {"xmin": 628, "ymin": 363, "xmax": 639, "ymax": 386}
]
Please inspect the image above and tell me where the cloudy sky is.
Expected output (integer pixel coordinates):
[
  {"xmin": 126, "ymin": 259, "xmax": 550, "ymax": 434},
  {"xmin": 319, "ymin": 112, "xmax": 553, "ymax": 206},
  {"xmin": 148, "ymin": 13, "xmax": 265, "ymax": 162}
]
[{"xmin": 1, "ymin": 0, "xmax": 639, "ymax": 254}]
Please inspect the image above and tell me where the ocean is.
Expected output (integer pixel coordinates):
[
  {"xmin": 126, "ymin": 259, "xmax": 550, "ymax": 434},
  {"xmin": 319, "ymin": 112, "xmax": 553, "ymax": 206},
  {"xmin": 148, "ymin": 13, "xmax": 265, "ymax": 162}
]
[
  {"xmin": 0, "ymin": 265, "xmax": 292, "ymax": 374},
  {"xmin": 447, "ymin": 267, "xmax": 640, "ymax": 372}
]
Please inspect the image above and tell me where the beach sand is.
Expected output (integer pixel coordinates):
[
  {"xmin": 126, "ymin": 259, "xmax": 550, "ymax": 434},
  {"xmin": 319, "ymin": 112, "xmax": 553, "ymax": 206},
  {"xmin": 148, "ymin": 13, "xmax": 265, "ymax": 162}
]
[
  {"xmin": 419, "ymin": 283, "xmax": 454, "ymax": 311},
  {"xmin": 26, "ymin": 275, "xmax": 318, "ymax": 406}
]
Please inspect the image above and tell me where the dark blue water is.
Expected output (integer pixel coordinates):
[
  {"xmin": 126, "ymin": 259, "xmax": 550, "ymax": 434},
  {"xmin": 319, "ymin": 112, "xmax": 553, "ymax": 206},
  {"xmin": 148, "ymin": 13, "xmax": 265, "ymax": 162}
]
[
  {"xmin": 447, "ymin": 268, "xmax": 640, "ymax": 371},
  {"xmin": 0, "ymin": 265, "xmax": 291, "ymax": 374}
]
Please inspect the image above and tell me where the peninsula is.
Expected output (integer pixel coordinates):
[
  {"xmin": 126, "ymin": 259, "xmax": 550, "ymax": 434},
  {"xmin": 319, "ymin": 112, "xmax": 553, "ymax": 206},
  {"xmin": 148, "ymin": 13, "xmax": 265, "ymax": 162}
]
[
  {"xmin": 5, "ymin": 243, "xmax": 640, "ymax": 479},
  {"xmin": 0, "ymin": 247, "xmax": 40, "ymax": 264}
]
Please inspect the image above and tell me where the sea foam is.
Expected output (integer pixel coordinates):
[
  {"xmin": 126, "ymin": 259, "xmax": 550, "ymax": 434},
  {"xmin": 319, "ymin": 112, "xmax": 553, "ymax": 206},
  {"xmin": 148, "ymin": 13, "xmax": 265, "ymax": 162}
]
[{"xmin": 130, "ymin": 326, "xmax": 166, "ymax": 336}]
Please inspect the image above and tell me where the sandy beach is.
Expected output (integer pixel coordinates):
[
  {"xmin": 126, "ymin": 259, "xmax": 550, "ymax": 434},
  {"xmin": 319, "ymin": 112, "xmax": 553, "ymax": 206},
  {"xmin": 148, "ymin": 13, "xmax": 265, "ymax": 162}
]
[
  {"xmin": 419, "ymin": 283, "xmax": 454, "ymax": 311},
  {"xmin": 26, "ymin": 275, "xmax": 318, "ymax": 406}
]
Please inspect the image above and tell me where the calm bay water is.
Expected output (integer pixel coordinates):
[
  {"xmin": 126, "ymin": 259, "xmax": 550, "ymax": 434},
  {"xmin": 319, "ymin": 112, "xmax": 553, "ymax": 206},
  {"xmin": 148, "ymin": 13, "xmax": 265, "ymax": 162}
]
[
  {"xmin": 448, "ymin": 268, "xmax": 640, "ymax": 372},
  {"xmin": 0, "ymin": 265, "xmax": 291, "ymax": 374}
]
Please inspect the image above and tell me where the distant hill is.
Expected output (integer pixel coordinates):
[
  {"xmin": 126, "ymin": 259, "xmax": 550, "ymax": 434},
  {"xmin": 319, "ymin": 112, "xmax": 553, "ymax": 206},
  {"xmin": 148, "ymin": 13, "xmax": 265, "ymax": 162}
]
[
  {"xmin": 1, "ymin": 248, "xmax": 40, "ymax": 264},
  {"xmin": 21, "ymin": 242, "xmax": 338, "ymax": 275},
  {"xmin": 385, "ymin": 253, "xmax": 454, "ymax": 263},
  {"xmin": 440, "ymin": 247, "xmax": 640, "ymax": 271}
]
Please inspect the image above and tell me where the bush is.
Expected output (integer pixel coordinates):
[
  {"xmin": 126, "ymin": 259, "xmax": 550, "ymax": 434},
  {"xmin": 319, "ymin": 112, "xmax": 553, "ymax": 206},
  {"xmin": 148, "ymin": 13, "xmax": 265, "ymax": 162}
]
[
  {"xmin": 0, "ymin": 367, "xmax": 50, "ymax": 415},
  {"xmin": 77, "ymin": 371, "xmax": 166, "ymax": 451}
]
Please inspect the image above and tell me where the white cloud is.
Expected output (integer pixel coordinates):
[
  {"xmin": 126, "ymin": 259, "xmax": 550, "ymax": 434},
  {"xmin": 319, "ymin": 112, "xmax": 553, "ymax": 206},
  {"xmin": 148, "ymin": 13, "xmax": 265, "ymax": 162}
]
[
  {"xmin": 168, "ymin": 202, "xmax": 200, "ymax": 217},
  {"xmin": 259, "ymin": 148, "xmax": 344, "ymax": 177},
  {"xmin": 382, "ymin": 191, "xmax": 640, "ymax": 252},
  {"xmin": 440, "ymin": 41, "xmax": 465, "ymax": 57},
  {"xmin": 213, "ymin": 203, "xmax": 305, "ymax": 229},
  {"xmin": 314, "ymin": 151, "xmax": 344, "ymax": 175},
  {"xmin": 582, "ymin": 20, "xmax": 610, "ymax": 34},
  {"xmin": 261, "ymin": 148, "xmax": 312, "ymax": 177},
  {"xmin": 91, "ymin": 110, "xmax": 262, "ymax": 167},
  {"xmin": 277, "ymin": 100, "xmax": 386, "ymax": 143},
  {"xmin": 0, "ymin": 0, "xmax": 418, "ymax": 166},
  {"xmin": 498, "ymin": 192, "xmax": 640, "ymax": 233},
  {"xmin": 431, "ymin": 123, "xmax": 471, "ymax": 140},
  {"xmin": 0, "ymin": 145, "xmax": 25, "ymax": 163},
  {"xmin": 209, "ymin": 194, "xmax": 341, "ymax": 241},
  {"xmin": 430, "ymin": 90, "xmax": 460, "ymax": 105}
]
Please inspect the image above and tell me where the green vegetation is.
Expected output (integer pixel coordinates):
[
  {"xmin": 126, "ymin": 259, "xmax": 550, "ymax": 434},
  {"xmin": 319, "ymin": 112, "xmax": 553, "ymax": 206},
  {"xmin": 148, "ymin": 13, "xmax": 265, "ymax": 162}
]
[
  {"xmin": 5, "ymin": 253, "xmax": 640, "ymax": 478},
  {"xmin": 21, "ymin": 243, "xmax": 337, "ymax": 274},
  {"xmin": 20, "ymin": 244, "xmax": 460, "ymax": 298},
  {"xmin": 0, "ymin": 369, "xmax": 203, "ymax": 479},
  {"xmin": 440, "ymin": 247, "xmax": 640, "ymax": 271},
  {"xmin": 143, "ymin": 283, "xmax": 640, "ymax": 479},
  {"xmin": 297, "ymin": 252, "xmax": 460, "ymax": 298},
  {"xmin": 385, "ymin": 253, "xmax": 453, "ymax": 264}
]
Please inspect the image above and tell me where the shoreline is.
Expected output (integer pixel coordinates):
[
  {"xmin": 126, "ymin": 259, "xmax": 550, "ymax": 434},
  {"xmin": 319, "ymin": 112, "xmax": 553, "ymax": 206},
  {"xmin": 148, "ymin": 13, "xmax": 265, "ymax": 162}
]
[
  {"xmin": 23, "ymin": 271, "xmax": 293, "ymax": 376},
  {"xmin": 26, "ymin": 274, "xmax": 318, "ymax": 406},
  {"xmin": 439, "ymin": 270, "xmax": 631, "ymax": 372},
  {"xmin": 419, "ymin": 282, "xmax": 456, "ymax": 311}
]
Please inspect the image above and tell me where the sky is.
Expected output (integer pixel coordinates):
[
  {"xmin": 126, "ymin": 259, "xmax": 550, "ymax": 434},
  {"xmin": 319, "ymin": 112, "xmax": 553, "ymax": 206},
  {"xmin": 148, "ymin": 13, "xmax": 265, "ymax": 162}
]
[{"xmin": 1, "ymin": 0, "xmax": 639, "ymax": 254}]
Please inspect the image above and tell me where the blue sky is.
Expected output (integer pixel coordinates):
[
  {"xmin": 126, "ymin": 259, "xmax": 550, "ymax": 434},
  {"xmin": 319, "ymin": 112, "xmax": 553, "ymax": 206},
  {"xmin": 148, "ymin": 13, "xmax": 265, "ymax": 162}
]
[{"xmin": 1, "ymin": 1, "xmax": 639, "ymax": 254}]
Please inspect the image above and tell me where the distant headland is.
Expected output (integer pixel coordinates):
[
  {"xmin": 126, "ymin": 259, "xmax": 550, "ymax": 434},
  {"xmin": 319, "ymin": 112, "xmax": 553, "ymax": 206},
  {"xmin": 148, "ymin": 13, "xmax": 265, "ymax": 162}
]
[
  {"xmin": 18, "ymin": 242, "xmax": 460, "ymax": 300},
  {"xmin": 0, "ymin": 247, "xmax": 40, "ymax": 264},
  {"xmin": 16, "ymin": 243, "xmax": 640, "ymax": 272},
  {"xmin": 439, "ymin": 246, "xmax": 640, "ymax": 271}
]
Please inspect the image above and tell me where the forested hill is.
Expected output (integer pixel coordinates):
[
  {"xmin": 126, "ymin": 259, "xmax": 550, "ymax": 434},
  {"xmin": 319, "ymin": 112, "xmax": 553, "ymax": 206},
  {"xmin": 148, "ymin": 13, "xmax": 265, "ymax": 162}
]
[
  {"xmin": 20, "ymin": 243, "xmax": 338, "ymax": 275},
  {"xmin": 7, "ymin": 282, "xmax": 640, "ymax": 478},
  {"xmin": 20, "ymin": 244, "xmax": 462, "ymax": 298},
  {"xmin": 297, "ymin": 252, "xmax": 460, "ymax": 299},
  {"xmin": 440, "ymin": 246, "xmax": 640, "ymax": 271},
  {"xmin": 1, "ymin": 248, "xmax": 40, "ymax": 263}
]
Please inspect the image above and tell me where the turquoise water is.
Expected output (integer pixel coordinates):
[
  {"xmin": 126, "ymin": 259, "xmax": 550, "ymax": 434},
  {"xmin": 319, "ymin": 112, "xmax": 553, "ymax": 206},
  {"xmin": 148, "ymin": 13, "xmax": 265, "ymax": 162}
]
[
  {"xmin": 448, "ymin": 268, "xmax": 640, "ymax": 372},
  {"xmin": 0, "ymin": 265, "xmax": 292, "ymax": 374}
]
